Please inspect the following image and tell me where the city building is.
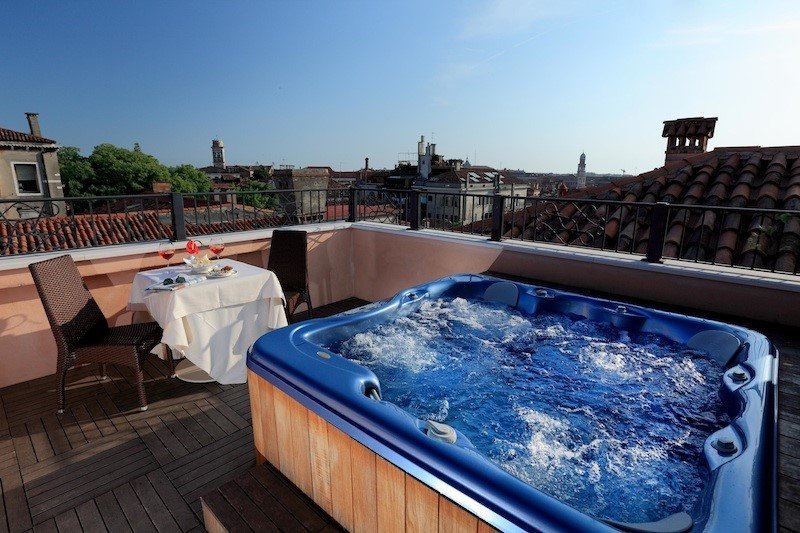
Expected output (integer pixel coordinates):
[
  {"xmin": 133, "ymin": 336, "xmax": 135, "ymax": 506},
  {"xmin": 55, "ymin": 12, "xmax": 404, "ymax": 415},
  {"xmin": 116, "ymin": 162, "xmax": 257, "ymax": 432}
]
[
  {"xmin": 272, "ymin": 167, "xmax": 330, "ymax": 221},
  {"xmin": 0, "ymin": 113, "xmax": 62, "ymax": 218},
  {"xmin": 196, "ymin": 138, "xmax": 272, "ymax": 191}
]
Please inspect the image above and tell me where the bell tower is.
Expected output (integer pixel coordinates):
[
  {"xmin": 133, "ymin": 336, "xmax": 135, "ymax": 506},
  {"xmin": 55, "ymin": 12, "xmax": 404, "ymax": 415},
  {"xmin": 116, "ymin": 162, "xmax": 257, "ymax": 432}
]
[
  {"xmin": 576, "ymin": 152, "xmax": 586, "ymax": 189},
  {"xmin": 211, "ymin": 138, "xmax": 226, "ymax": 169}
]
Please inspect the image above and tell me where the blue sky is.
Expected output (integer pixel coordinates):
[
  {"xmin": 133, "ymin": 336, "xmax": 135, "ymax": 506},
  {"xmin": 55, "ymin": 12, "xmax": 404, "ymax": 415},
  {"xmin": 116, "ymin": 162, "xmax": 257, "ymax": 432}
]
[{"xmin": 2, "ymin": 1, "xmax": 799, "ymax": 174}]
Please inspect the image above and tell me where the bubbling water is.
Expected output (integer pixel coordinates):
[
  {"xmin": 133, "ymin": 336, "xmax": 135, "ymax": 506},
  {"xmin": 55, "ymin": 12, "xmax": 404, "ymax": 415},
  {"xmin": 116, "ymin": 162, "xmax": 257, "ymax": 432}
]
[{"xmin": 329, "ymin": 297, "xmax": 726, "ymax": 523}]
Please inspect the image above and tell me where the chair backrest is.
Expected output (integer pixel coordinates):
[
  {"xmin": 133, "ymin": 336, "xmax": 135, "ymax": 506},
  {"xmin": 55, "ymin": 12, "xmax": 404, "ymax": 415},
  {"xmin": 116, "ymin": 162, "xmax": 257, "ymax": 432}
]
[
  {"xmin": 28, "ymin": 255, "xmax": 108, "ymax": 354},
  {"xmin": 267, "ymin": 230, "xmax": 308, "ymax": 292}
]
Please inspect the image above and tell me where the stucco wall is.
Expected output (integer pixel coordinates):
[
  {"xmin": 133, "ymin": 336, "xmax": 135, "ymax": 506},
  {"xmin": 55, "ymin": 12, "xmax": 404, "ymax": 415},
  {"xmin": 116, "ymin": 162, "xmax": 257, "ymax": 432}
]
[
  {"xmin": 350, "ymin": 224, "xmax": 800, "ymax": 329},
  {"xmin": 0, "ymin": 227, "xmax": 353, "ymax": 388},
  {"xmin": 0, "ymin": 148, "xmax": 64, "ymax": 218}
]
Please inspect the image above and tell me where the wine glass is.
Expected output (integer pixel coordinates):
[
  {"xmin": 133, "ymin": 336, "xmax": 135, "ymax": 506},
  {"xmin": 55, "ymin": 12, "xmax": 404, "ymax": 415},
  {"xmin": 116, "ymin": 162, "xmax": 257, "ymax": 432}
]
[
  {"xmin": 210, "ymin": 237, "xmax": 225, "ymax": 260},
  {"xmin": 157, "ymin": 243, "xmax": 175, "ymax": 268}
]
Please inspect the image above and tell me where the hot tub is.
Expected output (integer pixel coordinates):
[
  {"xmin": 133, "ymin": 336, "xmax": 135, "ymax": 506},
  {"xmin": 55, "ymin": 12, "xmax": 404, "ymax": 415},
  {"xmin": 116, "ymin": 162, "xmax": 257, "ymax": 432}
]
[{"xmin": 247, "ymin": 274, "xmax": 777, "ymax": 532}]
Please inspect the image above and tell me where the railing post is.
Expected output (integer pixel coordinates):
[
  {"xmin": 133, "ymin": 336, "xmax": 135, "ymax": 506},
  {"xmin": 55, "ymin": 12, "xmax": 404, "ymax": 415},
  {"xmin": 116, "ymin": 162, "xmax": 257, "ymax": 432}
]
[
  {"xmin": 408, "ymin": 190, "xmax": 420, "ymax": 230},
  {"xmin": 347, "ymin": 187, "xmax": 357, "ymax": 223},
  {"xmin": 644, "ymin": 201, "xmax": 669, "ymax": 263},
  {"xmin": 490, "ymin": 193, "xmax": 505, "ymax": 241},
  {"xmin": 170, "ymin": 193, "xmax": 186, "ymax": 241}
]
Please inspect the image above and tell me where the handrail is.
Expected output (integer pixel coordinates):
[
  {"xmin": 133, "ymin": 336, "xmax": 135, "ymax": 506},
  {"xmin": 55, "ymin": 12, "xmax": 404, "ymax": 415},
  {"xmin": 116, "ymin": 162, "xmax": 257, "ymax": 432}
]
[{"xmin": 1, "ymin": 187, "xmax": 798, "ymax": 275}]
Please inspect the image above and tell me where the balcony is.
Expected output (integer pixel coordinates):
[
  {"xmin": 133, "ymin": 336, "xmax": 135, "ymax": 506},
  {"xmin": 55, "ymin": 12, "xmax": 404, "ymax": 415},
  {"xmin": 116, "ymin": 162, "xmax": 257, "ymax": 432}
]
[{"xmin": 0, "ymin": 190, "xmax": 798, "ymax": 532}]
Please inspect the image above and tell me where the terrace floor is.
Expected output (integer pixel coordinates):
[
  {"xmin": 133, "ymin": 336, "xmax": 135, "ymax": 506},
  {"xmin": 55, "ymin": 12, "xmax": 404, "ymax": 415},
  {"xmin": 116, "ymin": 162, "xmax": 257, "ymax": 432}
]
[
  {"xmin": 0, "ymin": 298, "xmax": 366, "ymax": 533},
  {"xmin": 0, "ymin": 294, "xmax": 798, "ymax": 532}
]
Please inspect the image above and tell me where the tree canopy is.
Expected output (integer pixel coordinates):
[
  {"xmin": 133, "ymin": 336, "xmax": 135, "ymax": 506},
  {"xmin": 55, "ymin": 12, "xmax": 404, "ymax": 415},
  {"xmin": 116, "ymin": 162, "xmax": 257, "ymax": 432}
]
[
  {"xmin": 58, "ymin": 143, "xmax": 211, "ymax": 196},
  {"xmin": 236, "ymin": 180, "xmax": 279, "ymax": 209},
  {"xmin": 167, "ymin": 164, "xmax": 212, "ymax": 194}
]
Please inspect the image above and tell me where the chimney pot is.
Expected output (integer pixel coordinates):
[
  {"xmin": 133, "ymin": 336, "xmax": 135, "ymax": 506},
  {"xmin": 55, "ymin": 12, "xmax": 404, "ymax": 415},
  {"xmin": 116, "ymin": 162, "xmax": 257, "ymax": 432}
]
[{"xmin": 25, "ymin": 112, "xmax": 42, "ymax": 137}]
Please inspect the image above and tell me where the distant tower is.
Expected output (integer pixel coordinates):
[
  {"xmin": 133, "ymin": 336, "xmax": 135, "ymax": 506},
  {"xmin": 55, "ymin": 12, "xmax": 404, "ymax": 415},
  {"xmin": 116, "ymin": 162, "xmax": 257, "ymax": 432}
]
[
  {"xmin": 576, "ymin": 152, "xmax": 587, "ymax": 189},
  {"xmin": 211, "ymin": 139, "xmax": 226, "ymax": 168}
]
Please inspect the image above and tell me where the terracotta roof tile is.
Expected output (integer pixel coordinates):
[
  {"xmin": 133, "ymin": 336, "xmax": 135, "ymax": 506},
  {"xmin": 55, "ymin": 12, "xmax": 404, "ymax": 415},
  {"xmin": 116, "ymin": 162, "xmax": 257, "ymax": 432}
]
[
  {"xmin": 0, "ymin": 127, "xmax": 57, "ymax": 145},
  {"xmin": 500, "ymin": 145, "xmax": 800, "ymax": 274}
]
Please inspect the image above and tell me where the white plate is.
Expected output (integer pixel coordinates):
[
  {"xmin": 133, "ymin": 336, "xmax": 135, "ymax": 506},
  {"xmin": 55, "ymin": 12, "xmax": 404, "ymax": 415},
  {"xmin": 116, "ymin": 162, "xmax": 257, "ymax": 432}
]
[{"xmin": 207, "ymin": 268, "xmax": 237, "ymax": 278}]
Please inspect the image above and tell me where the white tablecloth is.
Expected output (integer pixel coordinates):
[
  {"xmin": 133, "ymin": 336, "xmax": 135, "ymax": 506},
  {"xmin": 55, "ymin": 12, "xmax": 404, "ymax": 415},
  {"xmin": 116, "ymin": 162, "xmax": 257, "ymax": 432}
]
[{"xmin": 127, "ymin": 259, "xmax": 287, "ymax": 384}]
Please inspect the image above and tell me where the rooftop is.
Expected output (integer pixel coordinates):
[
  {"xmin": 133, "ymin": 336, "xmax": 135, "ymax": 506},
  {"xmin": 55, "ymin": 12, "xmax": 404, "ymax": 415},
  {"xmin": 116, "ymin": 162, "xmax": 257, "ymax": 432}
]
[
  {"xmin": 499, "ymin": 146, "xmax": 800, "ymax": 273},
  {"xmin": 1, "ymin": 191, "xmax": 798, "ymax": 531},
  {"xmin": 0, "ymin": 127, "xmax": 57, "ymax": 146}
]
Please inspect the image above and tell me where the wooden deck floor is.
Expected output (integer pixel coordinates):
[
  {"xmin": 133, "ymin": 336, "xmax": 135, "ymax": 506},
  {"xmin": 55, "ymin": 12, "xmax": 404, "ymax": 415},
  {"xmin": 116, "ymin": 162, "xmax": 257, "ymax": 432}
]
[
  {"xmin": 0, "ymin": 298, "xmax": 366, "ymax": 533},
  {"xmin": 0, "ymin": 295, "xmax": 798, "ymax": 532}
]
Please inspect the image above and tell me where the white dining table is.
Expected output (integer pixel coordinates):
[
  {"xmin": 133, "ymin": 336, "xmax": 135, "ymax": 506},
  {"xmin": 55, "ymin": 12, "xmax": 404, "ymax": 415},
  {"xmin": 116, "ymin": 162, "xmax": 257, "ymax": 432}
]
[{"xmin": 127, "ymin": 259, "xmax": 287, "ymax": 384}]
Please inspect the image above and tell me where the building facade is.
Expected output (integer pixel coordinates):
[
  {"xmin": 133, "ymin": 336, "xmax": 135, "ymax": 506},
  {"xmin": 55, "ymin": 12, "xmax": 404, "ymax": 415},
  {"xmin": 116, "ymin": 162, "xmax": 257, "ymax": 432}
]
[{"xmin": 0, "ymin": 113, "xmax": 63, "ymax": 219}]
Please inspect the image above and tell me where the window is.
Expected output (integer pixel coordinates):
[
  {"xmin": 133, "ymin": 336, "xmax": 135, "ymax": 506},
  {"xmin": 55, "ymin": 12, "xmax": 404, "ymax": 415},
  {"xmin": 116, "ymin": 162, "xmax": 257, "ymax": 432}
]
[{"xmin": 13, "ymin": 163, "xmax": 41, "ymax": 194}]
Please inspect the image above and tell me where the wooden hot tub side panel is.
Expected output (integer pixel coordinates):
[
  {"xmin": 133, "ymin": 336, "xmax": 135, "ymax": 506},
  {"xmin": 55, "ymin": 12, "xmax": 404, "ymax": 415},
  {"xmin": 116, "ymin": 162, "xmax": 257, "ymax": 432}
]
[{"xmin": 247, "ymin": 370, "xmax": 498, "ymax": 533}]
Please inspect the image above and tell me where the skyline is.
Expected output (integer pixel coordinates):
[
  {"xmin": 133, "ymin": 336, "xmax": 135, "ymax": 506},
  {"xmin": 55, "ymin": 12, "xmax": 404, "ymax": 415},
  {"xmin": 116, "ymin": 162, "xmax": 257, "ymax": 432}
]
[{"xmin": 2, "ymin": 1, "xmax": 800, "ymax": 174}]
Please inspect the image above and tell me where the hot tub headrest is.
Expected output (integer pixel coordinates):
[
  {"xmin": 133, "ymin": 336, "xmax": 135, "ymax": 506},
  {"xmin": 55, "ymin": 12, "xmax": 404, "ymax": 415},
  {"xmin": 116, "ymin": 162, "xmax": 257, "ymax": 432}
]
[
  {"xmin": 483, "ymin": 281, "xmax": 519, "ymax": 307},
  {"xmin": 687, "ymin": 330, "xmax": 742, "ymax": 365}
]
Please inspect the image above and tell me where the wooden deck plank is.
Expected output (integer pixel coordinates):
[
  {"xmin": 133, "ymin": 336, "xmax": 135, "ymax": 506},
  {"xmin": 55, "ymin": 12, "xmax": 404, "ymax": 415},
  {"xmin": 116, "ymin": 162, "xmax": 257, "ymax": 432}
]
[
  {"xmin": 144, "ymin": 469, "xmax": 200, "ymax": 532},
  {"xmin": 218, "ymin": 477, "xmax": 280, "ymax": 532},
  {"xmin": 234, "ymin": 471, "xmax": 307, "ymax": 531},
  {"xmin": 94, "ymin": 491, "xmax": 133, "ymax": 533},
  {"xmin": 28, "ymin": 451, "xmax": 158, "ymax": 523},
  {"xmin": 9, "ymin": 423, "xmax": 36, "ymax": 470},
  {"xmin": 250, "ymin": 461, "xmax": 329, "ymax": 532},
  {"xmin": 129, "ymin": 474, "xmax": 181, "ymax": 533},
  {"xmin": 57, "ymin": 410, "xmax": 88, "ymax": 450},
  {"xmin": 40, "ymin": 415, "xmax": 71, "ymax": 456},
  {"xmin": 53, "ymin": 508, "xmax": 82, "ymax": 532},
  {"xmin": 0, "ymin": 462, "xmax": 32, "ymax": 532},
  {"xmin": 73, "ymin": 499, "xmax": 108, "ymax": 532},
  {"xmin": 113, "ymin": 483, "xmax": 157, "ymax": 533},
  {"xmin": 25, "ymin": 419, "xmax": 54, "ymax": 463}
]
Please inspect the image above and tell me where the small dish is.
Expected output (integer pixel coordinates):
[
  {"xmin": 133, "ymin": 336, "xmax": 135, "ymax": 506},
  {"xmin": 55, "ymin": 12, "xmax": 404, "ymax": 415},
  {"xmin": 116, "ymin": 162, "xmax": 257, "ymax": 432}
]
[{"xmin": 207, "ymin": 267, "xmax": 236, "ymax": 278}]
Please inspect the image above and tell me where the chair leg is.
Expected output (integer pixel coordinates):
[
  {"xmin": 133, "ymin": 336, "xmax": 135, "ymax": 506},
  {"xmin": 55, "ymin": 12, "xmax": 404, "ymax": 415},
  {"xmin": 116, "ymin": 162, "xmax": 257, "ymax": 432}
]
[
  {"xmin": 56, "ymin": 353, "xmax": 73, "ymax": 415},
  {"xmin": 305, "ymin": 288, "xmax": 314, "ymax": 318},
  {"xmin": 166, "ymin": 346, "xmax": 176, "ymax": 378},
  {"xmin": 134, "ymin": 368, "xmax": 148, "ymax": 411},
  {"xmin": 100, "ymin": 363, "xmax": 108, "ymax": 381}
]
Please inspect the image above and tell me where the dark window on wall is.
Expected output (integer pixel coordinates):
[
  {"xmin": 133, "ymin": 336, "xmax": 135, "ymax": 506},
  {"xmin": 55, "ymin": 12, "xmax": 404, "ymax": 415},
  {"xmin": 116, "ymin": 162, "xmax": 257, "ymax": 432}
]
[{"xmin": 13, "ymin": 163, "xmax": 41, "ymax": 194}]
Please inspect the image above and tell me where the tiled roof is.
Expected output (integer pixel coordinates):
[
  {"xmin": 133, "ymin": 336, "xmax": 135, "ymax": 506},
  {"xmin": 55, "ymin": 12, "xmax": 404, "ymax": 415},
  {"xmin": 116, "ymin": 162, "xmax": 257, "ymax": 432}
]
[
  {"xmin": 1, "ymin": 212, "xmax": 172, "ymax": 255},
  {"xmin": 426, "ymin": 167, "xmax": 528, "ymax": 187},
  {"xmin": 0, "ymin": 127, "xmax": 56, "ymax": 145},
  {"xmin": 504, "ymin": 147, "xmax": 800, "ymax": 273},
  {"xmin": 0, "ymin": 209, "xmax": 304, "ymax": 254}
]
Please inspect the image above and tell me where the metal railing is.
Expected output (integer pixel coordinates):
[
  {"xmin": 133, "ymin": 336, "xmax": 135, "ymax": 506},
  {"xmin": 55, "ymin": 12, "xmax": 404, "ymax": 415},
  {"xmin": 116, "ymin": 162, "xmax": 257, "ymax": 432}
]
[{"xmin": 2, "ymin": 188, "xmax": 799, "ymax": 275}]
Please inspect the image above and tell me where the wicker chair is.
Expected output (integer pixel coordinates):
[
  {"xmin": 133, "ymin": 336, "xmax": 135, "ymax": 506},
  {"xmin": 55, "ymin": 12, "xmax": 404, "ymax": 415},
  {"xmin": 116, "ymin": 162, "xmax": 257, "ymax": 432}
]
[
  {"xmin": 29, "ymin": 255, "xmax": 168, "ymax": 413},
  {"xmin": 267, "ymin": 230, "xmax": 313, "ymax": 319}
]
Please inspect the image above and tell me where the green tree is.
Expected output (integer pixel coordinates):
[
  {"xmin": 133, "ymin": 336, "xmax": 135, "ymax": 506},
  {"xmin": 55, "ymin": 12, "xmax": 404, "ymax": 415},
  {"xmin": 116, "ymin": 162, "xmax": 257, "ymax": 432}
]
[
  {"xmin": 57, "ymin": 146, "xmax": 95, "ymax": 197},
  {"xmin": 252, "ymin": 165, "xmax": 272, "ymax": 182},
  {"xmin": 236, "ymin": 180, "xmax": 279, "ymax": 210},
  {"xmin": 167, "ymin": 164, "xmax": 212, "ymax": 193},
  {"xmin": 87, "ymin": 143, "xmax": 170, "ymax": 196}
]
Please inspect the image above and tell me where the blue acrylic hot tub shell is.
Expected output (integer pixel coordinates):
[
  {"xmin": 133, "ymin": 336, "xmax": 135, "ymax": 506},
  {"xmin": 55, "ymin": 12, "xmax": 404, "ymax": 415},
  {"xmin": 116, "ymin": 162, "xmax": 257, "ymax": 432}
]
[{"xmin": 247, "ymin": 274, "xmax": 778, "ymax": 533}]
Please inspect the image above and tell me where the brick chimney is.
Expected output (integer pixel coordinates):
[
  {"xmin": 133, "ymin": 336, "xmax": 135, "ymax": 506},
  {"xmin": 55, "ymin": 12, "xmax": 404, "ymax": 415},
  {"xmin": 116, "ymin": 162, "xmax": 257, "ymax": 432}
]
[
  {"xmin": 662, "ymin": 117, "xmax": 717, "ymax": 164},
  {"xmin": 25, "ymin": 112, "xmax": 42, "ymax": 137}
]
